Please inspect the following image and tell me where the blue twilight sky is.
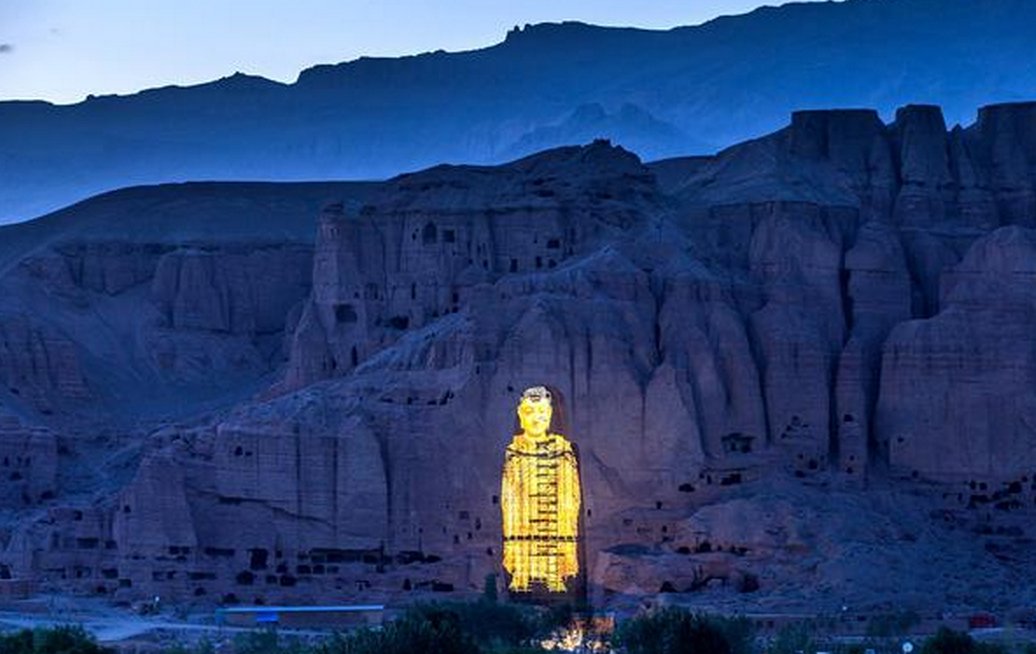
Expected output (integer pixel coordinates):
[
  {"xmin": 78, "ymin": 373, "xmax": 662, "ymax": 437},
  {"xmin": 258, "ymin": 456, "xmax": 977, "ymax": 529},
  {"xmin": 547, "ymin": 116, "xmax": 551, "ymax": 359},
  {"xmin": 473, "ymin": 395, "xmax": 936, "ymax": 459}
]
[{"xmin": 0, "ymin": 0, "xmax": 828, "ymax": 104}]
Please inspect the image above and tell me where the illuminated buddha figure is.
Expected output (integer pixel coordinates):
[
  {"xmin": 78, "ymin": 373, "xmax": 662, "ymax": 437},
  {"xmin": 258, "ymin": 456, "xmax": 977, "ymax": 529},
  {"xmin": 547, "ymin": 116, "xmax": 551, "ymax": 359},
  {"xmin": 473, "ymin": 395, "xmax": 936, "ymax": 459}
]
[{"xmin": 501, "ymin": 386, "xmax": 581, "ymax": 594}]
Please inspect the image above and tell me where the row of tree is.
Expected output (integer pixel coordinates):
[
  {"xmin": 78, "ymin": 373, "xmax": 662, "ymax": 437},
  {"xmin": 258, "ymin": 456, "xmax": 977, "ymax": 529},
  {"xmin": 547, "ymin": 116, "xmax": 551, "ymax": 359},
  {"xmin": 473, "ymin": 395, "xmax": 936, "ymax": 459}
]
[{"xmin": 0, "ymin": 605, "xmax": 1024, "ymax": 654}]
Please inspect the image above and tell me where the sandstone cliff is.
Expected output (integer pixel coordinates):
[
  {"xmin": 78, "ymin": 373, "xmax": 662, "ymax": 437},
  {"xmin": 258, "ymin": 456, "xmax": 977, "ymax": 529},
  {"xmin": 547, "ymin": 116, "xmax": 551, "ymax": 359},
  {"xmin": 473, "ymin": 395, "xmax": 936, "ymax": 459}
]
[{"xmin": 3, "ymin": 104, "xmax": 1036, "ymax": 611}]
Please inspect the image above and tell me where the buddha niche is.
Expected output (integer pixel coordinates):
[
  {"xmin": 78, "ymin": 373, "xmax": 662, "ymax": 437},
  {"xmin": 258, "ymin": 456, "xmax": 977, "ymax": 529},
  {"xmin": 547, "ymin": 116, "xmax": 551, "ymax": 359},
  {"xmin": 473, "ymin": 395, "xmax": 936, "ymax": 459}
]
[{"xmin": 501, "ymin": 386, "xmax": 581, "ymax": 594}]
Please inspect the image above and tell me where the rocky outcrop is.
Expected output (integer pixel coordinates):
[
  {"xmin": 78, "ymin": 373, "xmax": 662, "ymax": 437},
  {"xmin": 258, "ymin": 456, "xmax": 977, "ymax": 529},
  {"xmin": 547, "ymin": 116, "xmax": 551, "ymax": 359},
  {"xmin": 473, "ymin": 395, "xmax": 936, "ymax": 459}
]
[
  {"xmin": 834, "ymin": 222, "xmax": 912, "ymax": 477},
  {"xmin": 972, "ymin": 103, "xmax": 1036, "ymax": 227},
  {"xmin": 19, "ymin": 242, "xmax": 171, "ymax": 300},
  {"xmin": 151, "ymin": 245, "xmax": 312, "ymax": 335},
  {"xmin": 0, "ymin": 410, "xmax": 58, "ymax": 508},
  {"xmin": 0, "ymin": 237, "xmax": 316, "ymax": 415},
  {"xmin": 878, "ymin": 226, "xmax": 1036, "ymax": 481},
  {"xmin": 284, "ymin": 141, "xmax": 657, "ymax": 389},
  {"xmin": 0, "ymin": 313, "xmax": 91, "ymax": 409}
]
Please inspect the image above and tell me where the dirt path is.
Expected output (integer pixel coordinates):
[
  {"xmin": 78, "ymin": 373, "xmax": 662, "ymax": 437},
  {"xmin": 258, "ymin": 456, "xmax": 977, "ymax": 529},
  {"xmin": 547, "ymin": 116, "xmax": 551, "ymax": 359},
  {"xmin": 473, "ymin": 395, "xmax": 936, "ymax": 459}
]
[{"xmin": 0, "ymin": 611, "xmax": 325, "ymax": 643}]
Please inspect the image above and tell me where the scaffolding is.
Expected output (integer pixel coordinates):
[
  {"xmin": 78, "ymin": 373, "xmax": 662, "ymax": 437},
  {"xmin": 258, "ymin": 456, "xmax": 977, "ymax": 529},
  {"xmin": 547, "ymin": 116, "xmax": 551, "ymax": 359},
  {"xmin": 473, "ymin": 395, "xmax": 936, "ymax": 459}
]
[{"xmin": 502, "ymin": 435, "xmax": 580, "ymax": 594}]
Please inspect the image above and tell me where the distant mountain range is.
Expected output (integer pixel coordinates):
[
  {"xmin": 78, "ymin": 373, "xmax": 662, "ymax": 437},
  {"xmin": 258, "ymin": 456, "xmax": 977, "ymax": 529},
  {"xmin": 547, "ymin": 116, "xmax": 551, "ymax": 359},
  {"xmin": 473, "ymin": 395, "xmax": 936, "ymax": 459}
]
[{"xmin": 2, "ymin": 0, "xmax": 1036, "ymax": 223}]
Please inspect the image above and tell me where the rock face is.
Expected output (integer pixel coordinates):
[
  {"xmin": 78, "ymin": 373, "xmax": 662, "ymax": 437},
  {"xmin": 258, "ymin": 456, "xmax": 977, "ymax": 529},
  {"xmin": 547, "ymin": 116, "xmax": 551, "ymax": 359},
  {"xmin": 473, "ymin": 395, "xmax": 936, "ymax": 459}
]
[
  {"xmin": 0, "ymin": 409, "xmax": 58, "ymax": 510},
  {"xmin": 4, "ymin": 103, "xmax": 1036, "ymax": 611},
  {"xmin": 878, "ymin": 226, "xmax": 1036, "ymax": 481},
  {"xmin": 284, "ymin": 141, "xmax": 655, "ymax": 390},
  {"xmin": 0, "ymin": 312, "xmax": 92, "ymax": 412}
]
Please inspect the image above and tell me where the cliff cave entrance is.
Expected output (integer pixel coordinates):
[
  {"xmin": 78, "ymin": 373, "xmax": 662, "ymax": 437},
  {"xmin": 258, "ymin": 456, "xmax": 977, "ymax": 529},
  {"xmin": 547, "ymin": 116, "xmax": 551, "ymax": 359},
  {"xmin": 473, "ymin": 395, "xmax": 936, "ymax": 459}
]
[{"xmin": 501, "ymin": 386, "xmax": 585, "ymax": 602}]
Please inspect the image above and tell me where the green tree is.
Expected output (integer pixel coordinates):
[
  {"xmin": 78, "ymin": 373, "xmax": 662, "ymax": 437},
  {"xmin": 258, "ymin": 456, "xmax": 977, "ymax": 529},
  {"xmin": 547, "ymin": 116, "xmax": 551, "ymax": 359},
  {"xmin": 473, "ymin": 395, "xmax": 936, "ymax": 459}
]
[
  {"xmin": 319, "ymin": 605, "xmax": 480, "ymax": 654},
  {"xmin": 867, "ymin": 612, "xmax": 922, "ymax": 638},
  {"xmin": 617, "ymin": 608, "xmax": 743, "ymax": 654},
  {"xmin": 922, "ymin": 628, "xmax": 976, "ymax": 654},
  {"xmin": 770, "ymin": 623, "xmax": 815, "ymax": 654},
  {"xmin": 233, "ymin": 629, "xmax": 310, "ymax": 654},
  {"xmin": 920, "ymin": 628, "xmax": 1007, "ymax": 654},
  {"xmin": 0, "ymin": 625, "xmax": 112, "ymax": 654}
]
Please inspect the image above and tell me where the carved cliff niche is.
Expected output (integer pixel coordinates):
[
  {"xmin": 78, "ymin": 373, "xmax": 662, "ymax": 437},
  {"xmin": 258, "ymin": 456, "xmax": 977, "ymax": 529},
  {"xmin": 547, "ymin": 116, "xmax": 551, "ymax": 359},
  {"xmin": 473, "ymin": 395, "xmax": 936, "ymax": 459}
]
[{"xmin": 500, "ymin": 385, "xmax": 584, "ymax": 601}]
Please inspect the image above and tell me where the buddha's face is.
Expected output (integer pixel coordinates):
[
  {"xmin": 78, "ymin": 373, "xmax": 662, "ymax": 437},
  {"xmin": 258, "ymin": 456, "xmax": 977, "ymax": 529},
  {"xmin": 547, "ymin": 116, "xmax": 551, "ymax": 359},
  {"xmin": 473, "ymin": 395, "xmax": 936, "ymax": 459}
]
[{"xmin": 518, "ymin": 394, "xmax": 553, "ymax": 437}]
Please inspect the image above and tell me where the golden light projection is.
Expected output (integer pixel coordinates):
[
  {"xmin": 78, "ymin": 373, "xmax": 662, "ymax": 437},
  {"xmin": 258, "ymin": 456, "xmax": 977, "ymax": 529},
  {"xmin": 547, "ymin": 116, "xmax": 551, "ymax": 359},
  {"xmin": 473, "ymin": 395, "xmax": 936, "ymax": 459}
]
[{"xmin": 501, "ymin": 386, "xmax": 581, "ymax": 593}]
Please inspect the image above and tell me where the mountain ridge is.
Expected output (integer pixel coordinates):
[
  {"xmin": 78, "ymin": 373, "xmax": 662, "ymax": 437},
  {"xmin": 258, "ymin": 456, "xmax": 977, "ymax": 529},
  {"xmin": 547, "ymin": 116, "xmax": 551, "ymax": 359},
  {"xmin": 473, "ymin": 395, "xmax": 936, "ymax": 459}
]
[{"xmin": 3, "ymin": 0, "xmax": 1035, "ymax": 226}]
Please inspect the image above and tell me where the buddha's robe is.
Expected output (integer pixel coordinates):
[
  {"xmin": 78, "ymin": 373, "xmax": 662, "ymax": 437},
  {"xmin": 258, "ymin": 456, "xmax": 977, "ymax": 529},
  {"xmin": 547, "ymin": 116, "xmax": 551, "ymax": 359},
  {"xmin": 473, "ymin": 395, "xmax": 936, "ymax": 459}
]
[{"xmin": 501, "ymin": 432, "xmax": 581, "ymax": 592}]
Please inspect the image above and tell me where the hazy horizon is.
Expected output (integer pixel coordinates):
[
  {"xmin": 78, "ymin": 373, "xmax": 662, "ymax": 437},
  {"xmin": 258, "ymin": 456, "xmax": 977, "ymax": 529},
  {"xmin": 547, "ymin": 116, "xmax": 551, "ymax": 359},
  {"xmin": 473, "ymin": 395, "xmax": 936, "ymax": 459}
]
[{"xmin": 0, "ymin": 0, "xmax": 833, "ymax": 104}]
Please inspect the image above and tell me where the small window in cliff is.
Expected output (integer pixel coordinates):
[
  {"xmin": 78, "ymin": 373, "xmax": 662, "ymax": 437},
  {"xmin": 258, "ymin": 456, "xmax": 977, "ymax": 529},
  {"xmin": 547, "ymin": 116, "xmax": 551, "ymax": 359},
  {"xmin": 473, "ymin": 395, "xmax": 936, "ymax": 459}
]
[
  {"xmin": 443, "ymin": 229, "xmax": 456, "ymax": 243},
  {"xmin": 335, "ymin": 304, "xmax": 358, "ymax": 324},
  {"xmin": 535, "ymin": 256, "xmax": 543, "ymax": 269},
  {"xmin": 388, "ymin": 316, "xmax": 410, "ymax": 330},
  {"xmin": 423, "ymin": 222, "xmax": 438, "ymax": 245},
  {"xmin": 351, "ymin": 346, "xmax": 358, "ymax": 368},
  {"xmin": 249, "ymin": 549, "xmax": 268, "ymax": 570},
  {"xmin": 722, "ymin": 433, "xmax": 754, "ymax": 454},
  {"xmin": 739, "ymin": 574, "xmax": 760, "ymax": 593},
  {"xmin": 510, "ymin": 259, "xmax": 518, "ymax": 273},
  {"xmin": 547, "ymin": 238, "xmax": 560, "ymax": 250}
]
